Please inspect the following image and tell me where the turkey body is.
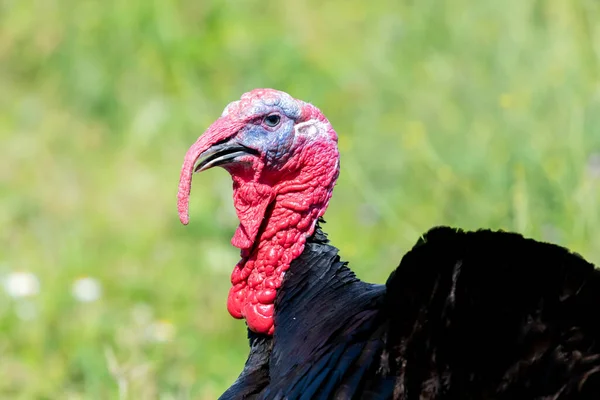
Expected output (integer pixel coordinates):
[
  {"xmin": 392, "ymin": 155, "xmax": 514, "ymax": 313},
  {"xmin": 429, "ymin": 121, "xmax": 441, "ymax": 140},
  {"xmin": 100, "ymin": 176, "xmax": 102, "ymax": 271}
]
[{"xmin": 222, "ymin": 221, "xmax": 600, "ymax": 399}]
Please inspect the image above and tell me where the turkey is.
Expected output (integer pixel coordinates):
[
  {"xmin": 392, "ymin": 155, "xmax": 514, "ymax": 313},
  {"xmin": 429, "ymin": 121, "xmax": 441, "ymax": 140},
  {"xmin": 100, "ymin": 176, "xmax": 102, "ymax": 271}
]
[{"xmin": 177, "ymin": 88, "xmax": 600, "ymax": 399}]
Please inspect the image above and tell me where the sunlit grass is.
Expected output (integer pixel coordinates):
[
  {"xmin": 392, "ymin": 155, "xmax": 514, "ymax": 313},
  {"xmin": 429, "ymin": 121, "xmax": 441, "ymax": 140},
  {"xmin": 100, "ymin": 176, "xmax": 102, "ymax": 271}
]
[{"xmin": 1, "ymin": 0, "xmax": 599, "ymax": 398}]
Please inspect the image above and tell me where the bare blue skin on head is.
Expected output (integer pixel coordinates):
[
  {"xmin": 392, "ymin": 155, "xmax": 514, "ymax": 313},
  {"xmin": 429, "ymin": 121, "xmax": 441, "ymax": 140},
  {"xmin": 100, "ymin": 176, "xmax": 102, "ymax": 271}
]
[{"xmin": 219, "ymin": 90, "xmax": 305, "ymax": 170}]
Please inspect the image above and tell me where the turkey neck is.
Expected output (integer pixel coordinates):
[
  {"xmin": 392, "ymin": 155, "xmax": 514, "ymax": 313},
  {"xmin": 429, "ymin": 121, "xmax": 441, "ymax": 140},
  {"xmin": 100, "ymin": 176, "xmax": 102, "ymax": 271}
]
[{"xmin": 226, "ymin": 141, "xmax": 339, "ymax": 335}]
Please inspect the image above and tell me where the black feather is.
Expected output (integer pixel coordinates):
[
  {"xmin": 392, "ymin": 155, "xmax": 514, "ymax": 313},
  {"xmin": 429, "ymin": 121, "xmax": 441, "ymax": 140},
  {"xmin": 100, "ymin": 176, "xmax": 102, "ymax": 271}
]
[{"xmin": 220, "ymin": 222, "xmax": 600, "ymax": 399}]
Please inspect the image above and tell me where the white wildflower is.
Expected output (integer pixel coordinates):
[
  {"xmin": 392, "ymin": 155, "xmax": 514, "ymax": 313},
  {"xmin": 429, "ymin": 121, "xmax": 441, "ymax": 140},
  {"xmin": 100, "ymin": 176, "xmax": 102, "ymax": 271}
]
[
  {"xmin": 72, "ymin": 276, "xmax": 102, "ymax": 303},
  {"xmin": 3, "ymin": 271, "xmax": 40, "ymax": 298}
]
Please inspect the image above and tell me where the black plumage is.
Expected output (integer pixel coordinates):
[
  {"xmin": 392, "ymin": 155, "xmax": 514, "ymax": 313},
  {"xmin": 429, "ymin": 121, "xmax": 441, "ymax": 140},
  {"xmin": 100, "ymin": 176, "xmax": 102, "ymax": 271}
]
[{"xmin": 221, "ymin": 220, "xmax": 600, "ymax": 399}]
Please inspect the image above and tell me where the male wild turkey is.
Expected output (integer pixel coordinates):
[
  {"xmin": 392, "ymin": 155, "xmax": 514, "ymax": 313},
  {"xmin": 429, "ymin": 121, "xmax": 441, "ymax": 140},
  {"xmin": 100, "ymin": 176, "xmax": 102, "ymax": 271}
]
[{"xmin": 177, "ymin": 89, "xmax": 600, "ymax": 399}]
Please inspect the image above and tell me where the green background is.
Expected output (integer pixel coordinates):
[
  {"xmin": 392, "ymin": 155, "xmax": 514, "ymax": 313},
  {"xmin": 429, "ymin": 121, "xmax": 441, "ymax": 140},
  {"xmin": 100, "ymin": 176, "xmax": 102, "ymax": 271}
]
[{"xmin": 1, "ymin": 0, "xmax": 599, "ymax": 398}]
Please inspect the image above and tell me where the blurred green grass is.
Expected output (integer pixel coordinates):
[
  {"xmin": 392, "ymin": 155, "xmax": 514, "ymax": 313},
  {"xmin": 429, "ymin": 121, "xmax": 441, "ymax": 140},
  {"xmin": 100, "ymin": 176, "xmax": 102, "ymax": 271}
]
[{"xmin": 1, "ymin": 0, "xmax": 599, "ymax": 398}]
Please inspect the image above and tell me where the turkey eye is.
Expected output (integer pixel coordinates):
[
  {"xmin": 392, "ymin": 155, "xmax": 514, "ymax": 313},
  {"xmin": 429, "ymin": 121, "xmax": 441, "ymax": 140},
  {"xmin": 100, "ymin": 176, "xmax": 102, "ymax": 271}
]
[{"xmin": 263, "ymin": 114, "xmax": 281, "ymax": 128}]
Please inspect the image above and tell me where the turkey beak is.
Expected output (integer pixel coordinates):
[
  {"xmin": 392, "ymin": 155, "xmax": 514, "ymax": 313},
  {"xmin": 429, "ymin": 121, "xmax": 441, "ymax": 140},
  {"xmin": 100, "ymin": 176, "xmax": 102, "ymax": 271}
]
[
  {"xmin": 193, "ymin": 142, "xmax": 259, "ymax": 173},
  {"xmin": 177, "ymin": 116, "xmax": 254, "ymax": 226}
]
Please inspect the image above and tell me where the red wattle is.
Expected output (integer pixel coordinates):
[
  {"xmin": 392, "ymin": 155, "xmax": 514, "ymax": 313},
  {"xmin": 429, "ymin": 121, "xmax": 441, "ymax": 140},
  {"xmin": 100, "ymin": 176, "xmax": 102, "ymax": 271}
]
[
  {"xmin": 245, "ymin": 302, "xmax": 274, "ymax": 334},
  {"xmin": 225, "ymin": 141, "xmax": 338, "ymax": 334},
  {"xmin": 227, "ymin": 284, "xmax": 245, "ymax": 319}
]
